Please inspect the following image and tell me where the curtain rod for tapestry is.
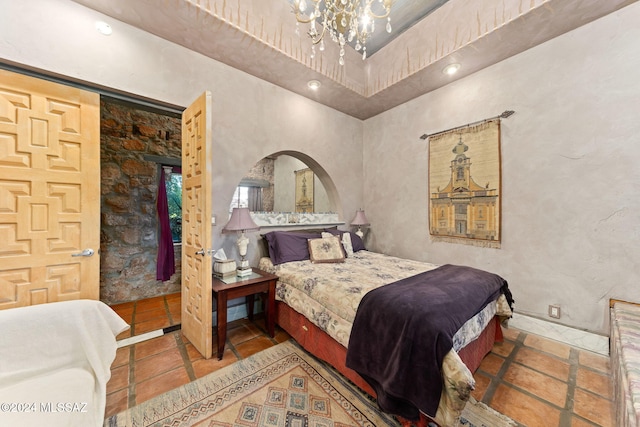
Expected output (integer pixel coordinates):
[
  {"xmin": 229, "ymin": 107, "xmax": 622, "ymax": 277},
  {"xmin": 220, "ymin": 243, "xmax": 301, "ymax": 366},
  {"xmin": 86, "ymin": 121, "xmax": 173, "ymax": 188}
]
[{"xmin": 419, "ymin": 110, "xmax": 515, "ymax": 140}]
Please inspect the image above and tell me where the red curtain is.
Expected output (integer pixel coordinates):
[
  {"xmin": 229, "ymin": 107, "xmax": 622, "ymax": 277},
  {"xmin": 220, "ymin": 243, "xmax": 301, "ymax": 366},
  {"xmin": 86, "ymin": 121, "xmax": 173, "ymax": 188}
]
[{"xmin": 156, "ymin": 167, "xmax": 175, "ymax": 281}]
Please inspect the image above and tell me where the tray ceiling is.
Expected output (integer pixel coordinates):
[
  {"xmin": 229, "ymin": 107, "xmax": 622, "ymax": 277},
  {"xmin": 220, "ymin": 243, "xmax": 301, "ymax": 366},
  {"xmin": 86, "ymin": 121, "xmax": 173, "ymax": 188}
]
[{"xmin": 71, "ymin": 0, "xmax": 636, "ymax": 119}]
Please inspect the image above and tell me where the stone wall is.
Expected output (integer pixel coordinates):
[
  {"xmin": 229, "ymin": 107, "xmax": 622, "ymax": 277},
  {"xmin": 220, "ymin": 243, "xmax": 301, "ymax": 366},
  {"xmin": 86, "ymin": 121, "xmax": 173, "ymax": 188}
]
[
  {"xmin": 100, "ymin": 97, "xmax": 182, "ymax": 304},
  {"xmin": 243, "ymin": 157, "xmax": 274, "ymax": 211}
]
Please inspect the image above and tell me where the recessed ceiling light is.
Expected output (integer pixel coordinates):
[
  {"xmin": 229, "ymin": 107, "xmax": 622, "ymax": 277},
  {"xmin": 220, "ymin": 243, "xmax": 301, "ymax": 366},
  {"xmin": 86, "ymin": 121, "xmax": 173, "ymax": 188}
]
[
  {"xmin": 307, "ymin": 80, "xmax": 321, "ymax": 90},
  {"xmin": 95, "ymin": 21, "xmax": 113, "ymax": 36},
  {"xmin": 442, "ymin": 63, "xmax": 461, "ymax": 76}
]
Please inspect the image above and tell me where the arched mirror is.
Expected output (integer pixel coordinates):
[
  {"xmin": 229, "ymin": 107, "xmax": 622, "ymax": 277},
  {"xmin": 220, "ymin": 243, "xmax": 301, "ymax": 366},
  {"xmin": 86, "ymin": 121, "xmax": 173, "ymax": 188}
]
[{"xmin": 230, "ymin": 153, "xmax": 341, "ymax": 227}]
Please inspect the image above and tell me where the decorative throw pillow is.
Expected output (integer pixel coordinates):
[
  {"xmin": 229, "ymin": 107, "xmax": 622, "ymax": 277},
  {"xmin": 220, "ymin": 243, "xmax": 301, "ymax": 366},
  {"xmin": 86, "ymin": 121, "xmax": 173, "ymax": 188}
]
[
  {"xmin": 263, "ymin": 231, "xmax": 322, "ymax": 265},
  {"xmin": 323, "ymin": 231, "xmax": 354, "ymax": 257},
  {"xmin": 308, "ymin": 236, "xmax": 345, "ymax": 263}
]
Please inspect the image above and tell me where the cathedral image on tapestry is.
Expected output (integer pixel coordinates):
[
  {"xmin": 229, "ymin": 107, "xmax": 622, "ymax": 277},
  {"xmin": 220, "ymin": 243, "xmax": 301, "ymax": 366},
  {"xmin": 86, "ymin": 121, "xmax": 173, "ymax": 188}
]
[
  {"xmin": 428, "ymin": 120, "xmax": 501, "ymax": 244},
  {"xmin": 295, "ymin": 168, "xmax": 314, "ymax": 213}
]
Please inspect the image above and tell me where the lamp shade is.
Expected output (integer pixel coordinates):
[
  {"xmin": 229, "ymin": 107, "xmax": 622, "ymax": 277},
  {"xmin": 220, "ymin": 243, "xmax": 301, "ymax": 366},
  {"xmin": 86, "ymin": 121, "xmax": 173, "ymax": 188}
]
[
  {"xmin": 223, "ymin": 208, "xmax": 259, "ymax": 233},
  {"xmin": 351, "ymin": 209, "xmax": 370, "ymax": 226}
]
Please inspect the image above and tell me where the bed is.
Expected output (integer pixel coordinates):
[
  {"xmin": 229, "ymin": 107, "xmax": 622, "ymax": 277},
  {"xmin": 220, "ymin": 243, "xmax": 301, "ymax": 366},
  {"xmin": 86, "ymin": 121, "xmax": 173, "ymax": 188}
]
[{"xmin": 258, "ymin": 229, "xmax": 513, "ymax": 427}]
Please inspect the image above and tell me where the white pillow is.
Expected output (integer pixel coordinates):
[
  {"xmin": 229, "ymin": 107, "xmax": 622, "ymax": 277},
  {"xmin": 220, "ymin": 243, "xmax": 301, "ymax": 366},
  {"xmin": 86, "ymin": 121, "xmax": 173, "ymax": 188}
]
[{"xmin": 341, "ymin": 232, "xmax": 354, "ymax": 257}]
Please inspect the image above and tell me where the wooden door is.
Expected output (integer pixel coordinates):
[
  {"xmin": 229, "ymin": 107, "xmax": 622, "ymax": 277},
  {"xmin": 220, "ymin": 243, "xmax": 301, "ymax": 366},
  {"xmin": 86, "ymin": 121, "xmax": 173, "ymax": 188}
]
[
  {"xmin": 181, "ymin": 92, "xmax": 213, "ymax": 358},
  {"xmin": 0, "ymin": 69, "xmax": 100, "ymax": 309}
]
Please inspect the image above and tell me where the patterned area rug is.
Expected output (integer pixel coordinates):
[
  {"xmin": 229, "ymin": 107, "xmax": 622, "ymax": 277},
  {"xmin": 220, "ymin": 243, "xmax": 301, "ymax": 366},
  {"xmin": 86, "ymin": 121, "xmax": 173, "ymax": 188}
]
[{"xmin": 104, "ymin": 340, "xmax": 516, "ymax": 427}]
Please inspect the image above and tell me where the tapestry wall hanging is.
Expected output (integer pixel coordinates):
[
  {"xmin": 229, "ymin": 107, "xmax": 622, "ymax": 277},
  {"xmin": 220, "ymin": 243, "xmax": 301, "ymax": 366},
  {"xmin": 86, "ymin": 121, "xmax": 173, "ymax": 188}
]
[
  {"xmin": 428, "ymin": 119, "xmax": 501, "ymax": 248},
  {"xmin": 295, "ymin": 168, "xmax": 314, "ymax": 213}
]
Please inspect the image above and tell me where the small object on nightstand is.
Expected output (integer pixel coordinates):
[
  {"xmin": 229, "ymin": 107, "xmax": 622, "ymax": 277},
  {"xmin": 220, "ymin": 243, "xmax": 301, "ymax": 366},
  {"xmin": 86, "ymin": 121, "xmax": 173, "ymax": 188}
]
[
  {"xmin": 213, "ymin": 249, "xmax": 237, "ymax": 279},
  {"xmin": 214, "ymin": 259, "xmax": 237, "ymax": 279}
]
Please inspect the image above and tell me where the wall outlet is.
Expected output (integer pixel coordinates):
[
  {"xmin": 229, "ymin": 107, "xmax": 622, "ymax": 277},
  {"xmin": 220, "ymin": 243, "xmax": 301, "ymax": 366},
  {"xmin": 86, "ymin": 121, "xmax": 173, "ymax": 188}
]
[{"xmin": 548, "ymin": 304, "xmax": 561, "ymax": 319}]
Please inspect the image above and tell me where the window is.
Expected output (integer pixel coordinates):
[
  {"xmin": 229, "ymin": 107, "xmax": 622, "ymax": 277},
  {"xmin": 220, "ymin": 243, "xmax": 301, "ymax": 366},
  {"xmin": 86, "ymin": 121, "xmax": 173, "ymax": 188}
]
[
  {"xmin": 229, "ymin": 185, "xmax": 263, "ymax": 212},
  {"xmin": 165, "ymin": 172, "xmax": 182, "ymax": 242},
  {"xmin": 230, "ymin": 186, "xmax": 249, "ymax": 211}
]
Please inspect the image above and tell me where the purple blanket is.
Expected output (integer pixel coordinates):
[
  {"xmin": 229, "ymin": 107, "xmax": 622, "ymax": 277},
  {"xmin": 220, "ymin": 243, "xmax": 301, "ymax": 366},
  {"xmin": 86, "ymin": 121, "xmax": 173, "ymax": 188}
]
[{"xmin": 345, "ymin": 264, "xmax": 511, "ymax": 420}]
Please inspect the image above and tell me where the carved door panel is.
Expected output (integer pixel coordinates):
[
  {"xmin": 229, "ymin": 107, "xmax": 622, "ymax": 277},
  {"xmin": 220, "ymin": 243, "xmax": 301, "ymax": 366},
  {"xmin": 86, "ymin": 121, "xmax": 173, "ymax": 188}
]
[
  {"xmin": 181, "ymin": 91, "xmax": 213, "ymax": 358},
  {"xmin": 0, "ymin": 69, "xmax": 100, "ymax": 309}
]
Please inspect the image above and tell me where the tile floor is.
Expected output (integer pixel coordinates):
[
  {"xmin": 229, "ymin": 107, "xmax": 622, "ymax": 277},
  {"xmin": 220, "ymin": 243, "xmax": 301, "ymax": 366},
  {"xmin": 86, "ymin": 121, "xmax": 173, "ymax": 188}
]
[{"xmin": 106, "ymin": 293, "xmax": 614, "ymax": 427}]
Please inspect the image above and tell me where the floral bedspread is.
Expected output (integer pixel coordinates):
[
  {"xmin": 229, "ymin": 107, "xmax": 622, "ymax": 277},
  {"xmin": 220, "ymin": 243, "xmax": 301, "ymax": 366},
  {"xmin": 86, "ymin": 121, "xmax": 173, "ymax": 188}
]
[
  {"xmin": 258, "ymin": 251, "xmax": 510, "ymax": 349},
  {"xmin": 259, "ymin": 250, "xmax": 513, "ymax": 426}
]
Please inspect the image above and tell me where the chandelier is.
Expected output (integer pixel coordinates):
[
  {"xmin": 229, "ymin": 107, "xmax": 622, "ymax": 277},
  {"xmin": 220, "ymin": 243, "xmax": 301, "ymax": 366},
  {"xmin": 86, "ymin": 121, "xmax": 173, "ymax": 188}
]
[{"xmin": 291, "ymin": 0, "xmax": 393, "ymax": 65}]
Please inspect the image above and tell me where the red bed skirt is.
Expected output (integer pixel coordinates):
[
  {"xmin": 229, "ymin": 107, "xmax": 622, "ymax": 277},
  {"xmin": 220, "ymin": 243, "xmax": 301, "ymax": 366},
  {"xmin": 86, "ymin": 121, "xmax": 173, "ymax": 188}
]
[{"xmin": 276, "ymin": 301, "xmax": 503, "ymax": 398}]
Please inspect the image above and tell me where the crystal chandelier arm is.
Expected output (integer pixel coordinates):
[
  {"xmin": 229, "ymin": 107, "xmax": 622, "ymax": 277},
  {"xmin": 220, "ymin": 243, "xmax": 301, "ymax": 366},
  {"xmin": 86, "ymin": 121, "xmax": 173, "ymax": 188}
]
[
  {"xmin": 292, "ymin": 6, "xmax": 316, "ymax": 24},
  {"xmin": 294, "ymin": 13, "xmax": 316, "ymax": 24},
  {"xmin": 309, "ymin": 23, "xmax": 327, "ymax": 45},
  {"xmin": 364, "ymin": 0, "xmax": 392, "ymax": 19},
  {"xmin": 292, "ymin": 0, "xmax": 321, "ymax": 24},
  {"xmin": 366, "ymin": 10, "xmax": 391, "ymax": 19}
]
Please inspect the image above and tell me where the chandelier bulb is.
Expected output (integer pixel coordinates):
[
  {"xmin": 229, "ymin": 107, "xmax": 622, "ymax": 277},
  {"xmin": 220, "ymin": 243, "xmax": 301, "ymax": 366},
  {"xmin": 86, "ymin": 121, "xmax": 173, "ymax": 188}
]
[
  {"xmin": 319, "ymin": 39, "xmax": 325, "ymax": 51},
  {"xmin": 299, "ymin": 0, "xmax": 307, "ymax": 13},
  {"xmin": 362, "ymin": 46, "xmax": 367, "ymax": 61},
  {"xmin": 386, "ymin": 17, "xmax": 392, "ymax": 33},
  {"xmin": 339, "ymin": 56, "xmax": 345, "ymax": 66},
  {"xmin": 355, "ymin": 41, "xmax": 361, "ymax": 51}
]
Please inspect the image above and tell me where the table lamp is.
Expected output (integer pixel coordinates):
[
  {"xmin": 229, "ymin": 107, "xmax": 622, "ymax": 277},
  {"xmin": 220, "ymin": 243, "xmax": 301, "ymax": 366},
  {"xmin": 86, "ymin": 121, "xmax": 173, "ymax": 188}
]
[
  {"xmin": 351, "ymin": 209, "xmax": 370, "ymax": 238},
  {"xmin": 223, "ymin": 207, "xmax": 260, "ymax": 276}
]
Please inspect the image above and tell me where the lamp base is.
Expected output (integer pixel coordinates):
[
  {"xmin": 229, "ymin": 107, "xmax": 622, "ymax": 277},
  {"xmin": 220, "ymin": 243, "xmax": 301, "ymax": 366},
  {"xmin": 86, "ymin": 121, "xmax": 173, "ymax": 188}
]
[{"xmin": 236, "ymin": 266, "xmax": 253, "ymax": 277}]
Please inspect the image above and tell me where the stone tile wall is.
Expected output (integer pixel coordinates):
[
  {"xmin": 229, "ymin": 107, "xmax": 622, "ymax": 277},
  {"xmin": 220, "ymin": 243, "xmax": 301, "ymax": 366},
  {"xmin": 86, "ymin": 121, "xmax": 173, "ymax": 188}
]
[
  {"xmin": 243, "ymin": 157, "xmax": 274, "ymax": 211},
  {"xmin": 100, "ymin": 98, "xmax": 182, "ymax": 304}
]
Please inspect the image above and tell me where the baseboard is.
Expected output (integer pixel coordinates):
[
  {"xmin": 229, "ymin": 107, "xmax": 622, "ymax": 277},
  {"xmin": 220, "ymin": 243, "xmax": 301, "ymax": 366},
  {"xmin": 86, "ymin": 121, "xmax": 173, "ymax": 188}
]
[{"xmin": 509, "ymin": 312, "xmax": 609, "ymax": 356}]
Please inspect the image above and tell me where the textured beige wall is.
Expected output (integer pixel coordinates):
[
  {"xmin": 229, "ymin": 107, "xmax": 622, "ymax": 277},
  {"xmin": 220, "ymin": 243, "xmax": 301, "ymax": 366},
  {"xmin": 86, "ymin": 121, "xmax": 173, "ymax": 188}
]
[
  {"xmin": 363, "ymin": 2, "xmax": 640, "ymax": 334},
  {"xmin": 0, "ymin": 0, "xmax": 364, "ymax": 279}
]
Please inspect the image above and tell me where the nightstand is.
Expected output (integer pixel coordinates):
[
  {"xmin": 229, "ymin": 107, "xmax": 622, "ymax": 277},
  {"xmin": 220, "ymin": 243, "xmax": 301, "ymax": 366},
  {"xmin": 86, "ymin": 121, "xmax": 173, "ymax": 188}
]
[{"xmin": 211, "ymin": 268, "xmax": 278, "ymax": 360}]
